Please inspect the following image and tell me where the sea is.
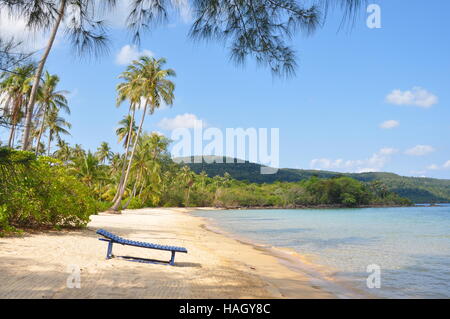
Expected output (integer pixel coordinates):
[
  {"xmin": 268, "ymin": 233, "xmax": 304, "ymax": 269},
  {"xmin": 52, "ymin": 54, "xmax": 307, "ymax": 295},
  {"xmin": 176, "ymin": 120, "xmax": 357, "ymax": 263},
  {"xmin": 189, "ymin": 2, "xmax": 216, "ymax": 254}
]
[{"xmin": 194, "ymin": 205, "xmax": 450, "ymax": 298}]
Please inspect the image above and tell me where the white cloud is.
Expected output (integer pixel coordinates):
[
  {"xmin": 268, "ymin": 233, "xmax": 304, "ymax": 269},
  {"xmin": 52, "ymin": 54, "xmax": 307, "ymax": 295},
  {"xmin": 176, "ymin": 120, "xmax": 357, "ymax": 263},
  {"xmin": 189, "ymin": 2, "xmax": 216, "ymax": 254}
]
[
  {"xmin": 0, "ymin": 9, "xmax": 48, "ymax": 51},
  {"xmin": 405, "ymin": 145, "xmax": 435, "ymax": 156},
  {"xmin": 386, "ymin": 87, "xmax": 438, "ymax": 108},
  {"xmin": 157, "ymin": 113, "xmax": 206, "ymax": 130},
  {"xmin": 380, "ymin": 120, "xmax": 399, "ymax": 129},
  {"xmin": 424, "ymin": 160, "xmax": 450, "ymax": 171},
  {"xmin": 310, "ymin": 148, "xmax": 397, "ymax": 173},
  {"xmin": 115, "ymin": 45, "xmax": 154, "ymax": 65},
  {"xmin": 379, "ymin": 147, "xmax": 398, "ymax": 155}
]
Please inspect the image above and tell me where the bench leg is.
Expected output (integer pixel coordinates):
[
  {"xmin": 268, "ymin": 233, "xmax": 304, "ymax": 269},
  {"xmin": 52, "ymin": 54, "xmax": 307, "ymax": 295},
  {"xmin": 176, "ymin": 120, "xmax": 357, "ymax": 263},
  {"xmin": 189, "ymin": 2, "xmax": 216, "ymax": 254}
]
[
  {"xmin": 169, "ymin": 251, "xmax": 176, "ymax": 266},
  {"xmin": 106, "ymin": 241, "xmax": 114, "ymax": 259}
]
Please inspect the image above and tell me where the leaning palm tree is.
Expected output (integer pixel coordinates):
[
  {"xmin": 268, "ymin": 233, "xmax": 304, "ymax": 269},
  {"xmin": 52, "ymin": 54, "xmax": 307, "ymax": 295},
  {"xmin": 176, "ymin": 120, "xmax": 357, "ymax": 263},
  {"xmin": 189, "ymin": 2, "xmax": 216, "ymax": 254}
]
[
  {"xmin": 6, "ymin": 0, "xmax": 115, "ymax": 150},
  {"xmin": 45, "ymin": 109, "xmax": 71, "ymax": 156},
  {"xmin": 111, "ymin": 68, "xmax": 145, "ymax": 203},
  {"xmin": 96, "ymin": 142, "xmax": 113, "ymax": 164},
  {"xmin": 34, "ymin": 72, "xmax": 69, "ymax": 155},
  {"xmin": 110, "ymin": 56, "xmax": 175, "ymax": 212},
  {"xmin": 5, "ymin": 0, "xmax": 364, "ymax": 150}
]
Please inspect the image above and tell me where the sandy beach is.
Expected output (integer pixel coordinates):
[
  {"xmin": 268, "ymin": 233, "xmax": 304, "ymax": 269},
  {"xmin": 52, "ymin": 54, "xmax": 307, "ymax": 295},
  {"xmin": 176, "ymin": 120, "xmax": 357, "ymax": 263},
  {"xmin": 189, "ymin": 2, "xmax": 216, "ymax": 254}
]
[{"xmin": 0, "ymin": 208, "xmax": 334, "ymax": 299}]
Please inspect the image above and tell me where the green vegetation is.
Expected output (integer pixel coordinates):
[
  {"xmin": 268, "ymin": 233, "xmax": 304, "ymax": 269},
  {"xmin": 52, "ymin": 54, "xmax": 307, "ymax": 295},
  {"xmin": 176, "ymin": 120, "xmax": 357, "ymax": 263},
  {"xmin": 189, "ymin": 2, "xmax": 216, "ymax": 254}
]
[
  {"xmin": 0, "ymin": 148, "xmax": 96, "ymax": 235},
  {"xmin": 0, "ymin": 140, "xmax": 412, "ymax": 235},
  {"xmin": 178, "ymin": 156, "xmax": 450, "ymax": 203}
]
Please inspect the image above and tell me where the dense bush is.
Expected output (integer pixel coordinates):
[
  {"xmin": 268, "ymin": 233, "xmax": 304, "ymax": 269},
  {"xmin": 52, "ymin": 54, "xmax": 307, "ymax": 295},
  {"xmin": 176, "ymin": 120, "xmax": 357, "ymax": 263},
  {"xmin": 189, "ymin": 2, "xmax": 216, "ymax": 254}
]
[{"xmin": 0, "ymin": 148, "xmax": 97, "ymax": 234}]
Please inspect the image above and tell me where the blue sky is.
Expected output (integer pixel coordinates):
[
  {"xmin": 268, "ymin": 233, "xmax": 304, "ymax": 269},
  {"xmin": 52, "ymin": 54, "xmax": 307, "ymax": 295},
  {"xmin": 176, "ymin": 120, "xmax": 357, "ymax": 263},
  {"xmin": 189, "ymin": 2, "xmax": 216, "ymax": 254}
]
[{"xmin": 1, "ymin": 1, "xmax": 449, "ymax": 178}]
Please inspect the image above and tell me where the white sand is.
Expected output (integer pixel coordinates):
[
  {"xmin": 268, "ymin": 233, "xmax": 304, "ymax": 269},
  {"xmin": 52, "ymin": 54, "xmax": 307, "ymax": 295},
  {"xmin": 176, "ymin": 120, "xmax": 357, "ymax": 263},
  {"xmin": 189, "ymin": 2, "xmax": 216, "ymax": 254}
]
[{"xmin": 0, "ymin": 208, "xmax": 334, "ymax": 298}]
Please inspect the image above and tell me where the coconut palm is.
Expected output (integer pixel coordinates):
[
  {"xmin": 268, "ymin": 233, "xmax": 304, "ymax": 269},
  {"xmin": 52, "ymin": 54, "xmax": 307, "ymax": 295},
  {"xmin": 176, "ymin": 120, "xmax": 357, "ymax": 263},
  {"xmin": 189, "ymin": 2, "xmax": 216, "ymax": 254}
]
[
  {"xmin": 96, "ymin": 142, "xmax": 113, "ymax": 164},
  {"xmin": 45, "ymin": 109, "xmax": 71, "ymax": 156},
  {"xmin": 110, "ymin": 57, "xmax": 176, "ymax": 212},
  {"xmin": 71, "ymin": 144, "xmax": 86, "ymax": 159},
  {"xmin": 0, "ymin": 63, "xmax": 35, "ymax": 147},
  {"xmin": 116, "ymin": 115, "xmax": 138, "ymax": 148},
  {"xmin": 7, "ymin": 0, "xmax": 115, "ymax": 150},
  {"xmin": 34, "ymin": 72, "xmax": 69, "ymax": 155},
  {"xmin": 179, "ymin": 166, "xmax": 195, "ymax": 207},
  {"xmin": 5, "ymin": 0, "xmax": 363, "ymax": 150},
  {"xmin": 111, "ymin": 67, "xmax": 145, "ymax": 203},
  {"xmin": 72, "ymin": 151, "xmax": 104, "ymax": 188},
  {"xmin": 53, "ymin": 139, "xmax": 71, "ymax": 163}
]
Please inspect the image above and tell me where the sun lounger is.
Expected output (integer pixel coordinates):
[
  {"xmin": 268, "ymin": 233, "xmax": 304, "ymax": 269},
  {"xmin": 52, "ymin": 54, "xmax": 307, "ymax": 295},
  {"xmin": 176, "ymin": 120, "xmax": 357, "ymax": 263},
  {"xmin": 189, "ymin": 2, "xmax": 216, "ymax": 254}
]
[{"xmin": 96, "ymin": 229, "xmax": 188, "ymax": 266}]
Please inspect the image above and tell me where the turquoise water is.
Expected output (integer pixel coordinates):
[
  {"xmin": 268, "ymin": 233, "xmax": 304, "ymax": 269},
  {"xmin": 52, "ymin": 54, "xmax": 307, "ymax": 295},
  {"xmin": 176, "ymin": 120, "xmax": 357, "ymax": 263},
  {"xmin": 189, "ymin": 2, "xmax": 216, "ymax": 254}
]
[{"xmin": 194, "ymin": 206, "xmax": 450, "ymax": 298}]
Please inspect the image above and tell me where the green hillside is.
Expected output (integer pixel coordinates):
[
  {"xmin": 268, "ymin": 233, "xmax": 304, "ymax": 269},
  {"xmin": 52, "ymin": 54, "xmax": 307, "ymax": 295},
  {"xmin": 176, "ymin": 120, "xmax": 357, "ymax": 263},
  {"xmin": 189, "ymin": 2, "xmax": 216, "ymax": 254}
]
[{"xmin": 175, "ymin": 156, "xmax": 450, "ymax": 204}]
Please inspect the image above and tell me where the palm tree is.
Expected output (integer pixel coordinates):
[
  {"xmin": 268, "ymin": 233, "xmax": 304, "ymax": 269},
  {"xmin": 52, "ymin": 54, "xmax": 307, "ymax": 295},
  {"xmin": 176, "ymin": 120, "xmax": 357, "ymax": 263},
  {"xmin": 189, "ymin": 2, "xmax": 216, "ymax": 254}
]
[
  {"xmin": 198, "ymin": 171, "xmax": 209, "ymax": 191},
  {"xmin": 6, "ymin": 0, "xmax": 363, "ymax": 149},
  {"xmin": 111, "ymin": 67, "xmax": 145, "ymax": 203},
  {"xmin": 71, "ymin": 144, "xmax": 86, "ymax": 159},
  {"xmin": 9, "ymin": 0, "xmax": 115, "ymax": 150},
  {"xmin": 34, "ymin": 72, "xmax": 69, "ymax": 155},
  {"xmin": 0, "ymin": 63, "xmax": 35, "ymax": 147},
  {"xmin": 116, "ymin": 115, "xmax": 138, "ymax": 148},
  {"xmin": 179, "ymin": 166, "xmax": 195, "ymax": 207},
  {"xmin": 96, "ymin": 142, "xmax": 113, "ymax": 164},
  {"xmin": 110, "ymin": 56, "xmax": 176, "ymax": 212},
  {"xmin": 125, "ymin": 132, "xmax": 167, "ymax": 206},
  {"xmin": 45, "ymin": 109, "xmax": 71, "ymax": 156},
  {"xmin": 72, "ymin": 151, "xmax": 104, "ymax": 188},
  {"xmin": 53, "ymin": 139, "xmax": 71, "ymax": 163}
]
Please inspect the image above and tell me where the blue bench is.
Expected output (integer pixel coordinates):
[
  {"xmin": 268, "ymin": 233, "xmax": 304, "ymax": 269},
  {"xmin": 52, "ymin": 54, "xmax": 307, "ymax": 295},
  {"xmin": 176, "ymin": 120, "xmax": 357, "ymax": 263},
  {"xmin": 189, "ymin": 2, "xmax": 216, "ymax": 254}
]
[{"xmin": 96, "ymin": 229, "xmax": 188, "ymax": 266}]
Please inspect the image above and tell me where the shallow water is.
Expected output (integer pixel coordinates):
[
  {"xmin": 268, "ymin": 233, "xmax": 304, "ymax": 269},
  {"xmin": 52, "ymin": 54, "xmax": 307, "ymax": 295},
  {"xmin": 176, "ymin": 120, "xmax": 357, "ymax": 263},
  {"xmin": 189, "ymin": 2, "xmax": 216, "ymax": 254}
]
[{"xmin": 194, "ymin": 205, "xmax": 450, "ymax": 298}]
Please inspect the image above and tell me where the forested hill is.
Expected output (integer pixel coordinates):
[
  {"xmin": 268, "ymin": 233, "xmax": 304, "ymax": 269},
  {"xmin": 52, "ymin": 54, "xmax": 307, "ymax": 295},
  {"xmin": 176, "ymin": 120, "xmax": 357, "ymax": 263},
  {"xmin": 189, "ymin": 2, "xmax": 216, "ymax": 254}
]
[{"xmin": 175, "ymin": 156, "xmax": 450, "ymax": 204}]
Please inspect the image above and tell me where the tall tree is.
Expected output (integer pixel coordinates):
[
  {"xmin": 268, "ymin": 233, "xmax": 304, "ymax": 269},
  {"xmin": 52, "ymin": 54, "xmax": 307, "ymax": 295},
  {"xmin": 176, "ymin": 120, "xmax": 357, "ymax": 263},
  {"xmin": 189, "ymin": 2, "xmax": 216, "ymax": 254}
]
[
  {"xmin": 34, "ymin": 71, "xmax": 69, "ymax": 155},
  {"xmin": 1, "ymin": 0, "xmax": 113, "ymax": 150},
  {"xmin": 44, "ymin": 109, "xmax": 71, "ymax": 156},
  {"xmin": 110, "ymin": 56, "xmax": 175, "ymax": 212},
  {"xmin": 0, "ymin": 63, "xmax": 35, "ymax": 147},
  {"xmin": 96, "ymin": 141, "xmax": 113, "ymax": 164},
  {"xmin": 179, "ymin": 165, "xmax": 195, "ymax": 207},
  {"xmin": 2, "ymin": 0, "xmax": 364, "ymax": 149}
]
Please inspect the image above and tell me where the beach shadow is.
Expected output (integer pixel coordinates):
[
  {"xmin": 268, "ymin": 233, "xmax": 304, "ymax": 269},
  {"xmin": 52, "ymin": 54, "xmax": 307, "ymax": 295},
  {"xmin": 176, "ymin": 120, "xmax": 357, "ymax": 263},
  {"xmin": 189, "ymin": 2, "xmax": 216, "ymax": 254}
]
[
  {"xmin": 174, "ymin": 262, "xmax": 202, "ymax": 268},
  {"xmin": 113, "ymin": 256, "xmax": 200, "ymax": 268}
]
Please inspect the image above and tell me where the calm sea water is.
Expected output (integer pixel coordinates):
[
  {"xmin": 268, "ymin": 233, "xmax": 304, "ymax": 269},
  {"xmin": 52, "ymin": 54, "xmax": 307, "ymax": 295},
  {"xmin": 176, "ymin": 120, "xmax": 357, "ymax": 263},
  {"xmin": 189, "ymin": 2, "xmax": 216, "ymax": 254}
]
[{"xmin": 194, "ymin": 206, "xmax": 450, "ymax": 298}]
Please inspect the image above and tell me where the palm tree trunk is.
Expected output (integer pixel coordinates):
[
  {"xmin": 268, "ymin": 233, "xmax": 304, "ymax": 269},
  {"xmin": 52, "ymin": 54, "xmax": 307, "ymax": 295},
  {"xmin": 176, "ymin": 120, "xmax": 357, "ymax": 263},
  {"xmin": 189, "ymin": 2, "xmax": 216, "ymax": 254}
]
[
  {"xmin": 112, "ymin": 105, "xmax": 136, "ymax": 203},
  {"xmin": 138, "ymin": 174, "xmax": 145, "ymax": 199},
  {"xmin": 21, "ymin": 0, "xmax": 67, "ymax": 150},
  {"xmin": 47, "ymin": 131, "xmax": 52, "ymax": 156},
  {"xmin": 8, "ymin": 124, "xmax": 15, "ymax": 148},
  {"xmin": 110, "ymin": 102, "xmax": 148, "ymax": 212},
  {"xmin": 35, "ymin": 107, "xmax": 47, "ymax": 155},
  {"xmin": 122, "ymin": 182, "xmax": 138, "ymax": 210}
]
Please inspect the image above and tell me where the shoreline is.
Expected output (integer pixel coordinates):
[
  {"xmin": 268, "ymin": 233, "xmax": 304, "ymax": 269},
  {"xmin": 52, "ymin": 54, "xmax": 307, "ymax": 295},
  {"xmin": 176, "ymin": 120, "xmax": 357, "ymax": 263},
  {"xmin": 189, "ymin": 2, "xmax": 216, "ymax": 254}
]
[
  {"xmin": 0, "ymin": 207, "xmax": 340, "ymax": 298},
  {"xmin": 196, "ymin": 203, "xmax": 414, "ymax": 211},
  {"xmin": 191, "ymin": 209, "xmax": 375, "ymax": 299}
]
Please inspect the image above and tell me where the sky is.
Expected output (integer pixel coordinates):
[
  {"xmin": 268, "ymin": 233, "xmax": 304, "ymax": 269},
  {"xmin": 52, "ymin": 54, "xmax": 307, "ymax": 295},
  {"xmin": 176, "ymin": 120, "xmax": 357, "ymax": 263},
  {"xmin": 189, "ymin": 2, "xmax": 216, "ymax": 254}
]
[{"xmin": 1, "ymin": 0, "xmax": 449, "ymax": 178}]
